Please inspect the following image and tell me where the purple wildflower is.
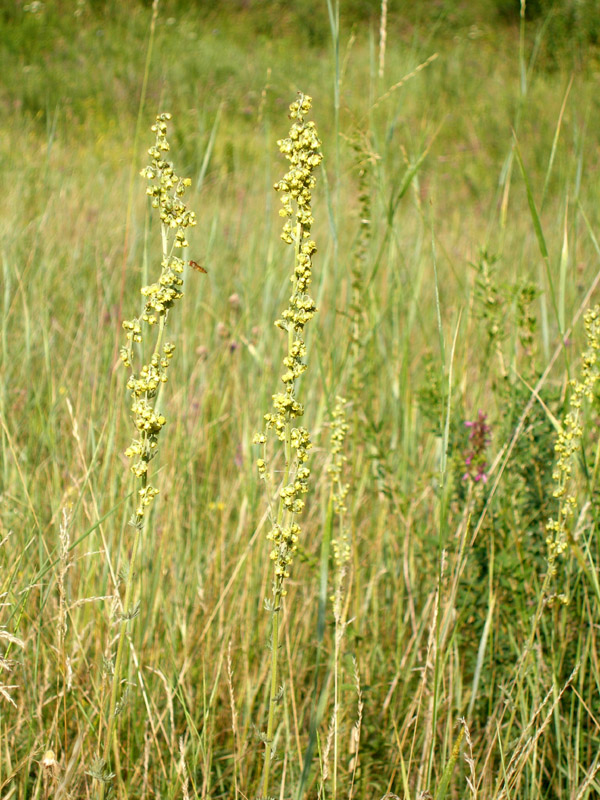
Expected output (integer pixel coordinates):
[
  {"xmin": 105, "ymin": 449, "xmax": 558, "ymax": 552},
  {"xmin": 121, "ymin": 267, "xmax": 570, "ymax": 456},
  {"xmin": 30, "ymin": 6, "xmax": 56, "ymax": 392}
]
[{"xmin": 462, "ymin": 410, "xmax": 491, "ymax": 484}]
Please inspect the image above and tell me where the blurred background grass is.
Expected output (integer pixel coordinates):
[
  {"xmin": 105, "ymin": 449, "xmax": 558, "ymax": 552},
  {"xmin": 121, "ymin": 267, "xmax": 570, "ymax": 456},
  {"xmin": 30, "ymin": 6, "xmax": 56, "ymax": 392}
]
[{"xmin": 2, "ymin": 1, "xmax": 600, "ymax": 798}]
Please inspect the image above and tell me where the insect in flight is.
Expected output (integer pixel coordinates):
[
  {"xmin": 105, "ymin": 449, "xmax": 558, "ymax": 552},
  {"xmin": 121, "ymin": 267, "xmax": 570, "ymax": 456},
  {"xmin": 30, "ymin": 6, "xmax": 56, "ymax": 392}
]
[{"xmin": 189, "ymin": 260, "xmax": 208, "ymax": 273}]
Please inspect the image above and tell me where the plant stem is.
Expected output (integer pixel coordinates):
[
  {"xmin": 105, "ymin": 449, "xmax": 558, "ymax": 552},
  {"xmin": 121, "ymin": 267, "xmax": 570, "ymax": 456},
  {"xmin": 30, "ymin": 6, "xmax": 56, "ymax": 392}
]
[
  {"xmin": 102, "ymin": 241, "xmax": 169, "ymax": 783},
  {"xmin": 261, "ymin": 219, "xmax": 303, "ymax": 798},
  {"xmin": 101, "ymin": 494, "xmax": 145, "ymax": 783},
  {"xmin": 261, "ymin": 592, "xmax": 281, "ymax": 798}
]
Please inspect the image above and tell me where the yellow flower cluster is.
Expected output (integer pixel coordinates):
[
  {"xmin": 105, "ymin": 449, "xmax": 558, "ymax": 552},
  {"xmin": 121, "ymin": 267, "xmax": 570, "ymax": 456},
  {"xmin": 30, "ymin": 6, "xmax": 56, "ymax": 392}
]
[
  {"xmin": 273, "ymin": 93, "xmax": 322, "ymax": 337},
  {"xmin": 329, "ymin": 397, "xmax": 350, "ymax": 569},
  {"xmin": 140, "ymin": 257, "xmax": 185, "ymax": 324},
  {"xmin": 329, "ymin": 397, "xmax": 350, "ymax": 514},
  {"xmin": 142, "ymin": 113, "xmax": 196, "ymax": 240},
  {"xmin": 119, "ymin": 114, "xmax": 196, "ymax": 515},
  {"xmin": 254, "ymin": 94, "xmax": 323, "ymax": 597},
  {"xmin": 136, "ymin": 485, "xmax": 159, "ymax": 518},
  {"xmin": 274, "ymin": 94, "xmax": 322, "ymax": 242},
  {"xmin": 546, "ymin": 305, "xmax": 600, "ymax": 580}
]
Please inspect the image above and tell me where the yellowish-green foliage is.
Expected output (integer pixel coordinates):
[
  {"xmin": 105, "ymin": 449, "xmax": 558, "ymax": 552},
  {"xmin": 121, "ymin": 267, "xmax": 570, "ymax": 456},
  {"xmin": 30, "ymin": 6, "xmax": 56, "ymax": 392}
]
[
  {"xmin": 2, "ymin": 3, "xmax": 600, "ymax": 800},
  {"xmin": 329, "ymin": 396, "xmax": 350, "ymax": 577},
  {"xmin": 326, "ymin": 395, "xmax": 350, "ymax": 800},
  {"xmin": 546, "ymin": 305, "xmax": 600, "ymax": 594}
]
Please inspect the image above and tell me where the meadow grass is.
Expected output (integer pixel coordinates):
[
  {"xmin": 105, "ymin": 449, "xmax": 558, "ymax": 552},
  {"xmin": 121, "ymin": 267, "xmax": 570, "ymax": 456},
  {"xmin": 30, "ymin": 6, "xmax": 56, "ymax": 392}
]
[{"xmin": 1, "ymin": 1, "xmax": 600, "ymax": 798}]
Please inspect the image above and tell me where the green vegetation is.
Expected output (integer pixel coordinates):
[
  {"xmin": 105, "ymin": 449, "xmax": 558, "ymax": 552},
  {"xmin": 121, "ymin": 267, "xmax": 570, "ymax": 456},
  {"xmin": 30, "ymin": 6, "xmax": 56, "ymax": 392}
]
[{"xmin": 2, "ymin": 1, "xmax": 600, "ymax": 798}]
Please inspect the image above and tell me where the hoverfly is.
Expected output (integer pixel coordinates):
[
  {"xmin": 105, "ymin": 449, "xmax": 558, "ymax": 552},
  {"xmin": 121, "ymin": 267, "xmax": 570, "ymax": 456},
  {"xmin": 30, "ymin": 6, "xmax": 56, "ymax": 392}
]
[{"xmin": 189, "ymin": 260, "xmax": 207, "ymax": 274}]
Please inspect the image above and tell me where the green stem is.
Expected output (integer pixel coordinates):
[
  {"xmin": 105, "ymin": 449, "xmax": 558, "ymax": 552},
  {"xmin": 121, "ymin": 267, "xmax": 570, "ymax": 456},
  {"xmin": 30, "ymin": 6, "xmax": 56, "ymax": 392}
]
[
  {"xmin": 329, "ymin": 494, "xmax": 339, "ymax": 800},
  {"xmin": 261, "ymin": 591, "xmax": 281, "ymax": 799},
  {"xmin": 261, "ymin": 219, "xmax": 304, "ymax": 798},
  {"xmin": 100, "ymin": 257, "xmax": 166, "ymax": 795},
  {"xmin": 116, "ymin": 0, "xmax": 159, "ymax": 354},
  {"xmin": 100, "ymin": 483, "xmax": 145, "ymax": 792}
]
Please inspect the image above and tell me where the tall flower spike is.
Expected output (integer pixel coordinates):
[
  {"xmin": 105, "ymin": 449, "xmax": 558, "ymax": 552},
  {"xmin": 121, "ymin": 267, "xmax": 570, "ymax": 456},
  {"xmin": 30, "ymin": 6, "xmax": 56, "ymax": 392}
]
[
  {"xmin": 254, "ymin": 93, "xmax": 322, "ymax": 800},
  {"xmin": 120, "ymin": 113, "xmax": 197, "ymax": 511},
  {"xmin": 101, "ymin": 115, "xmax": 196, "ymax": 793},
  {"xmin": 255, "ymin": 93, "xmax": 323, "ymax": 600},
  {"xmin": 329, "ymin": 396, "xmax": 350, "ymax": 570},
  {"xmin": 546, "ymin": 305, "xmax": 600, "ymax": 599}
]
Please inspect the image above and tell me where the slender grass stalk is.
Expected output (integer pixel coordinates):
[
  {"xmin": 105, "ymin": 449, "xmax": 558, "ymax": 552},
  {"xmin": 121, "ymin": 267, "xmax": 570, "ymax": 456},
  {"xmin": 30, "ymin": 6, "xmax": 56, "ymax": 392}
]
[
  {"xmin": 96, "ymin": 113, "xmax": 197, "ymax": 796},
  {"xmin": 115, "ymin": 0, "xmax": 160, "ymax": 358},
  {"xmin": 326, "ymin": 0, "xmax": 340, "ymax": 278},
  {"xmin": 253, "ymin": 93, "xmax": 323, "ymax": 800},
  {"xmin": 378, "ymin": 0, "xmax": 388, "ymax": 79},
  {"xmin": 55, "ymin": 506, "xmax": 71, "ymax": 763},
  {"xmin": 328, "ymin": 397, "xmax": 350, "ymax": 800}
]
